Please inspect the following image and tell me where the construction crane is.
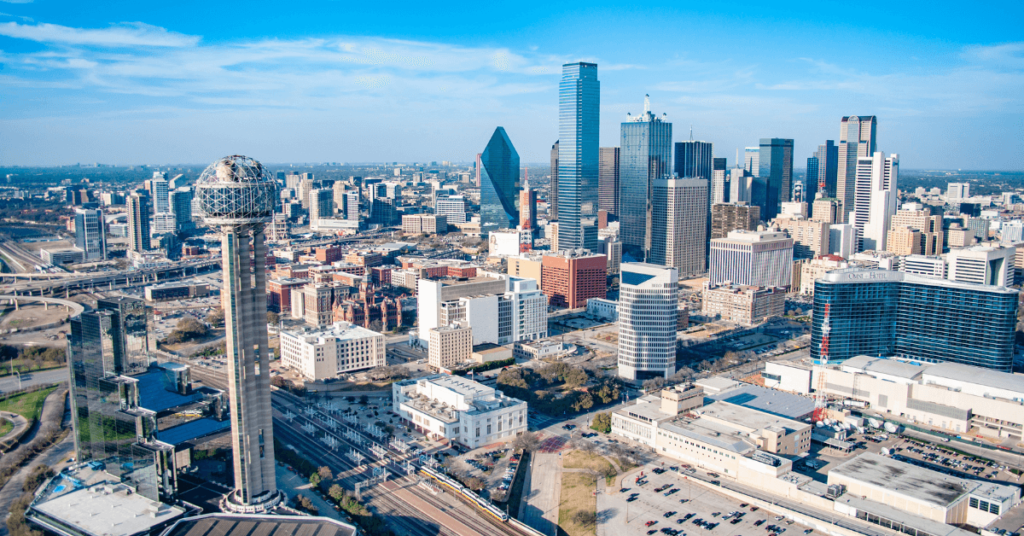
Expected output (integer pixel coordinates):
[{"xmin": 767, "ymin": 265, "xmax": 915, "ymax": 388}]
[{"xmin": 812, "ymin": 301, "xmax": 831, "ymax": 422}]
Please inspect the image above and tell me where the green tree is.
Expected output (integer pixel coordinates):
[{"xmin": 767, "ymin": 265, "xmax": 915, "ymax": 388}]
[
  {"xmin": 206, "ymin": 308, "xmax": 225, "ymax": 328},
  {"xmin": 591, "ymin": 412, "xmax": 612, "ymax": 433},
  {"xmin": 318, "ymin": 466, "xmax": 333, "ymax": 482},
  {"xmin": 328, "ymin": 484, "xmax": 345, "ymax": 502},
  {"xmin": 309, "ymin": 472, "xmax": 321, "ymax": 487},
  {"xmin": 267, "ymin": 312, "xmax": 280, "ymax": 325}
]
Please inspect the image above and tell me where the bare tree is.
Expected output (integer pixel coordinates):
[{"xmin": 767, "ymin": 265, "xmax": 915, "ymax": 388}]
[{"xmin": 513, "ymin": 431, "xmax": 540, "ymax": 452}]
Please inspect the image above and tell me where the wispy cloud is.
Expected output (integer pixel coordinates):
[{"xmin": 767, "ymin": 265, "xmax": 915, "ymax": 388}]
[
  {"xmin": 0, "ymin": 0, "xmax": 33, "ymax": 4},
  {"xmin": 0, "ymin": 21, "xmax": 200, "ymax": 47}
]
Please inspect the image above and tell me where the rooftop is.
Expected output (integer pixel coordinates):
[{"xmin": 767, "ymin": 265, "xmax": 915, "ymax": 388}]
[
  {"xmin": 922, "ymin": 362, "xmax": 1024, "ymax": 397},
  {"xmin": 820, "ymin": 268, "xmax": 1018, "ymax": 294},
  {"xmin": 841, "ymin": 356, "xmax": 925, "ymax": 381},
  {"xmin": 162, "ymin": 514, "xmax": 357, "ymax": 536},
  {"xmin": 30, "ymin": 481, "xmax": 186, "ymax": 536},
  {"xmin": 708, "ymin": 383, "xmax": 815, "ymax": 419},
  {"xmin": 829, "ymin": 453, "xmax": 971, "ymax": 508},
  {"xmin": 698, "ymin": 401, "xmax": 808, "ymax": 433},
  {"xmin": 134, "ymin": 369, "xmax": 203, "ymax": 413},
  {"xmin": 661, "ymin": 415, "xmax": 756, "ymax": 455},
  {"xmin": 834, "ymin": 495, "xmax": 974, "ymax": 536},
  {"xmin": 285, "ymin": 321, "xmax": 383, "ymax": 344},
  {"xmin": 157, "ymin": 417, "xmax": 231, "ymax": 446}
]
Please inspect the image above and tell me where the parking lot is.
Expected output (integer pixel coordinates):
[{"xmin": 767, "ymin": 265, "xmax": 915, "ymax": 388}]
[{"xmin": 599, "ymin": 464, "xmax": 816, "ymax": 536}]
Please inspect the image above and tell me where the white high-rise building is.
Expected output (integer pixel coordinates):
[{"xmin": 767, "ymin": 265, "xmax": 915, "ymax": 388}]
[
  {"xmin": 650, "ymin": 178, "xmax": 708, "ymax": 279},
  {"xmin": 899, "ymin": 255, "xmax": 947, "ymax": 279},
  {"xmin": 435, "ymin": 195, "xmax": 468, "ymax": 224},
  {"xmin": 153, "ymin": 212, "xmax": 176, "ymax": 235},
  {"xmin": 418, "ymin": 273, "xmax": 546, "ymax": 347},
  {"xmin": 744, "ymin": 147, "xmax": 759, "ymax": 177},
  {"xmin": 617, "ymin": 263, "xmax": 678, "ymax": 380},
  {"xmin": 851, "ymin": 152, "xmax": 898, "ymax": 252},
  {"xmin": 947, "ymin": 245, "xmax": 1015, "ymax": 287},
  {"xmin": 149, "ymin": 178, "xmax": 170, "ymax": 214},
  {"xmin": 947, "ymin": 182, "xmax": 970, "ymax": 200},
  {"xmin": 73, "ymin": 208, "xmax": 106, "ymax": 262},
  {"xmin": 709, "ymin": 229, "xmax": 794, "ymax": 288},
  {"xmin": 829, "ymin": 224, "xmax": 856, "ymax": 259}
]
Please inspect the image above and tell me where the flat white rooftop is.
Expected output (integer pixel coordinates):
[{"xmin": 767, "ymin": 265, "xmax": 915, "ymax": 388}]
[
  {"xmin": 30, "ymin": 482, "xmax": 185, "ymax": 536},
  {"xmin": 830, "ymin": 453, "xmax": 971, "ymax": 508}
]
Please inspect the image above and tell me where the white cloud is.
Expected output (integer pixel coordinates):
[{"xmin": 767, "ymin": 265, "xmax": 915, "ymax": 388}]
[{"xmin": 0, "ymin": 21, "xmax": 200, "ymax": 47}]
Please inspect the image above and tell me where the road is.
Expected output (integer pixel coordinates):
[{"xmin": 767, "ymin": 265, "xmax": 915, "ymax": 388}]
[{"xmin": 0, "ymin": 368, "xmax": 68, "ymax": 394}]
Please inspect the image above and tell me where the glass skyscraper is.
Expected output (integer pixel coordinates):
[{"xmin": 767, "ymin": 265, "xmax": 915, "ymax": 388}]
[
  {"xmin": 619, "ymin": 97, "xmax": 672, "ymax": 260},
  {"xmin": 805, "ymin": 157, "xmax": 819, "ymax": 202},
  {"xmin": 811, "ymin": 269, "xmax": 1018, "ymax": 372},
  {"xmin": 479, "ymin": 127, "xmax": 520, "ymax": 236},
  {"xmin": 754, "ymin": 138, "xmax": 793, "ymax": 221},
  {"xmin": 557, "ymin": 62, "xmax": 599, "ymax": 251},
  {"xmin": 811, "ymin": 140, "xmax": 839, "ymax": 200}
]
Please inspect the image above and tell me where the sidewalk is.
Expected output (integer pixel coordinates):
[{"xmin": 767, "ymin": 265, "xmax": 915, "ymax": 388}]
[{"xmin": 519, "ymin": 451, "xmax": 562, "ymax": 536}]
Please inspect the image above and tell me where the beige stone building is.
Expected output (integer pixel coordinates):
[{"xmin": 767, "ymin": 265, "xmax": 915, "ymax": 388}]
[
  {"xmin": 507, "ymin": 254, "xmax": 543, "ymax": 287},
  {"xmin": 886, "ymin": 225, "xmax": 922, "ymax": 255},
  {"xmin": 890, "ymin": 203, "xmax": 943, "ymax": 254},
  {"xmin": 428, "ymin": 322, "xmax": 473, "ymax": 371},
  {"xmin": 947, "ymin": 223, "xmax": 975, "ymax": 248},
  {"xmin": 402, "ymin": 214, "xmax": 447, "ymax": 235},
  {"xmin": 773, "ymin": 217, "xmax": 830, "ymax": 258},
  {"xmin": 711, "ymin": 202, "xmax": 760, "ymax": 239},
  {"xmin": 799, "ymin": 254, "xmax": 850, "ymax": 295},
  {"xmin": 811, "ymin": 198, "xmax": 840, "ymax": 224},
  {"xmin": 701, "ymin": 284, "xmax": 785, "ymax": 326}
]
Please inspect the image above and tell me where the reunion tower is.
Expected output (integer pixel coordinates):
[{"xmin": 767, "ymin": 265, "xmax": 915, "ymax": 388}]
[{"xmin": 196, "ymin": 156, "xmax": 285, "ymax": 513}]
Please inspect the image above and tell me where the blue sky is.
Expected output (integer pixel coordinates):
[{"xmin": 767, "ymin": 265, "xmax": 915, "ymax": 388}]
[{"xmin": 1, "ymin": 1, "xmax": 1022, "ymax": 169}]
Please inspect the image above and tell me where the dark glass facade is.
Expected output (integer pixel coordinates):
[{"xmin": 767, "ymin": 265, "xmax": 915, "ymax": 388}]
[
  {"xmin": 620, "ymin": 112, "xmax": 672, "ymax": 259},
  {"xmin": 557, "ymin": 62, "xmax": 600, "ymax": 250},
  {"xmin": 811, "ymin": 270, "xmax": 1018, "ymax": 371},
  {"xmin": 598, "ymin": 147, "xmax": 620, "ymax": 217},
  {"xmin": 479, "ymin": 127, "xmax": 520, "ymax": 236},
  {"xmin": 754, "ymin": 138, "xmax": 793, "ymax": 221},
  {"xmin": 813, "ymin": 140, "xmax": 839, "ymax": 199},
  {"xmin": 805, "ymin": 157, "xmax": 819, "ymax": 202}
]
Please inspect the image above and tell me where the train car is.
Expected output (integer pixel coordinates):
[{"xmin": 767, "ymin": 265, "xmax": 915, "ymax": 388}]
[
  {"xmin": 421, "ymin": 466, "xmax": 509, "ymax": 522},
  {"xmin": 419, "ymin": 466, "xmax": 465, "ymax": 494}
]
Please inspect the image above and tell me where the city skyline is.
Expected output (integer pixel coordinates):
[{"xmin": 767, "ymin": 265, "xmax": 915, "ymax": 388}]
[{"xmin": 0, "ymin": 3, "xmax": 1022, "ymax": 169}]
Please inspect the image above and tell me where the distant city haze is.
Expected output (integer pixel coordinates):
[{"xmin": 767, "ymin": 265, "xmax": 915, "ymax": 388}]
[{"xmin": 0, "ymin": 3, "xmax": 1021, "ymax": 169}]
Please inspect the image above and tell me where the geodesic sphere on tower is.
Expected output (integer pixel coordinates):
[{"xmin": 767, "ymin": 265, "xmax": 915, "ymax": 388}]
[{"xmin": 195, "ymin": 155, "xmax": 277, "ymax": 226}]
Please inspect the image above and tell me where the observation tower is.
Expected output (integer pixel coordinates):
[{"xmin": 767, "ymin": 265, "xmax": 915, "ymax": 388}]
[{"xmin": 195, "ymin": 155, "xmax": 284, "ymax": 513}]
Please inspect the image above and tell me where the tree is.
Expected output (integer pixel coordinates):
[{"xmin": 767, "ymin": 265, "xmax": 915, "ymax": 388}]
[
  {"xmin": 573, "ymin": 511, "xmax": 597, "ymax": 528},
  {"xmin": 463, "ymin": 476, "xmax": 485, "ymax": 491},
  {"xmin": 359, "ymin": 395, "xmax": 369, "ymax": 405},
  {"xmin": 572, "ymin": 392, "xmax": 594, "ymax": 412},
  {"xmin": 328, "ymin": 484, "xmax": 345, "ymax": 502},
  {"xmin": 562, "ymin": 367, "xmax": 588, "ymax": 389},
  {"xmin": 318, "ymin": 466, "xmax": 333, "ymax": 482},
  {"xmin": 309, "ymin": 472, "xmax": 321, "ymax": 487},
  {"xmin": 267, "ymin": 312, "xmax": 280, "ymax": 325},
  {"xmin": 206, "ymin": 308, "xmax": 225, "ymax": 328},
  {"xmin": 642, "ymin": 377, "xmax": 666, "ymax": 391},
  {"xmin": 369, "ymin": 319, "xmax": 384, "ymax": 333},
  {"xmin": 165, "ymin": 317, "xmax": 209, "ymax": 344},
  {"xmin": 591, "ymin": 412, "xmax": 612, "ymax": 433},
  {"xmin": 513, "ymin": 431, "xmax": 540, "ymax": 452}
]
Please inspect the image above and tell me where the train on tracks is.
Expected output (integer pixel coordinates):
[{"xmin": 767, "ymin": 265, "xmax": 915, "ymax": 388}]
[{"xmin": 419, "ymin": 465, "xmax": 509, "ymax": 522}]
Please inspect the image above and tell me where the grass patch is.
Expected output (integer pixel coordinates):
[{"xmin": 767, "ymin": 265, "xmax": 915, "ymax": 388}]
[
  {"xmin": 563, "ymin": 450, "xmax": 615, "ymax": 473},
  {"xmin": 558, "ymin": 472, "xmax": 597, "ymax": 536},
  {"xmin": 0, "ymin": 386, "xmax": 57, "ymax": 422},
  {"xmin": 0, "ymin": 418, "xmax": 12, "ymax": 437}
]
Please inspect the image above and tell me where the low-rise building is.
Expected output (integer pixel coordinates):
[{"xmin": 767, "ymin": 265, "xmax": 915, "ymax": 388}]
[
  {"xmin": 144, "ymin": 282, "xmax": 210, "ymax": 302},
  {"xmin": 41, "ymin": 247, "xmax": 84, "ymax": 266},
  {"xmin": 392, "ymin": 375, "xmax": 527, "ymax": 449},
  {"xmin": 701, "ymin": 284, "xmax": 785, "ymax": 326},
  {"xmin": 280, "ymin": 321, "xmax": 386, "ymax": 380},
  {"xmin": 513, "ymin": 340, "xmax": 576, "ymax": 361},
  {"xmin": 586, "ymin": 297, "xmax": 618, "ymax": 321},
  {"xmin": 403, "ymin": 214, "xmax": 448, "ymax": 235}
]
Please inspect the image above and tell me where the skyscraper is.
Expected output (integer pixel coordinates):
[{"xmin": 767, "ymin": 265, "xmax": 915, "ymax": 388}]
[
  {"xmin": 309, "ymin": 188, "xmax": 334, "ymax": 229},
  {"xmin": 557, "ymin": 62, "xmax": 600, "ymax": 251},
  {"xmin": 148, "ymin": 178, "xmax": 170, "ymax": 214},
  {"xmin": 837, "ymin": 116, "xmax": 877, "ymax": 222},
  {"xmin": 851, "ymin": 152, "xmax": 898, "ymax": 252},
  {"xmin": 195, "ymin": 156, "xmax": 283, "ymax": 513},
  {"xmin": 711, "ymin": 157, "xmax": 728, "ymax": 204},
  {"xmin": 744, "ymin": 147, "xmax": 759, "ymax": 176},
  {"xmin": 617, "ymin": 263, "xmax": 678, "ymax": 380},
  {"xmin": 170, "ymin": 187, "xmax": 195, "ymax": 232},
  {"xmin": 650, "ymin": 178, "xmax": 708, "ymax": 279},
  {"xmin": 620, "ymin": 95, "xmax": 671, "ymax": 259},
  {"xmin": 520, "ymin": 188, "xmax": 537, "ymax": 241},
  {"xmin": 805, "ymin": 156, "xmax": 819, "ymax": 203},
  {"xmin": 74, "ymin": 208, "xmax": 106, "ymax": 261},
  {"xmin": 479, "ymin": 127, "xmax": 520, "ymax": 236},
  {"xmin": 598, "ymin": 147, "xmax": 620, "ymax": 217},
  {"xmin": 127, "ymin": 192, "xmax": 151, "ymax": 253},
  {"xmin": 754, "ymin": 138, "xmax": 793, "ymax": 221},
  {"xmin": 810, "ymin": 140, "xmax": 839, "ymax": 200},
  {"xmin": 549, "ymin": 141, "xmax": 559, "ymax": 219},
  {"xmin": 674, "ymin": 141, "xmax": 713, "ymax": 180}
]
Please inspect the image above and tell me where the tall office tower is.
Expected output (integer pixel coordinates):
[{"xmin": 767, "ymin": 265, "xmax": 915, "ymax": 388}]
[
  {"xmin": 709, "ymin": 229, "xmax": 794, "ymax": 288},
  {"xmin": 650, "ymin": 178, "xmax": 708, "ymax": 279},
  {"xmin": 479, "ymin": 127, "xmax": 520, "ymax": 236},
  {"xmin": 806, "ymin": 157, "xmax": 819, "ymax": 201},
  {"xmin": 298, "ymin": 177, "xmax": 314, "ymax": 209},
  {"xmin": 148, "ymin": 178, "xmax": 170, "ymax": 213},
  {"xmin": 598, "ymin": 147, "xmax": 620, "ymax": 217},
  {"xmin": 837, "ymin": 116, "xmax": 878, "ymax": 222},
  {"xmin": 620, "ymin": 95, "xmax": 671, "ymax": 259},
  {"xmin": 332, "ymin": 181, "xmax": 348, "ymax": 214},
  {"xmin": 811, "ymin": 141, "xmax": 839, "ymax": 200},
  {"xmin": 711, "ymin": 158, "xmax": 728, "ymax": 204},
  {"xmin": 890, "ymin": 203, "xmax": 943, "ymax": 255},
  {"xmin": 127, "ymin": 192, "xmax": 151, "ymax": 253},
  {"xmin": 341, "ymin": 190, "xmax": 360, "ymax": 221},
  {"xmin": 68, "ymin": 296, "xmax": 159, "ymax": 498},
  {"xmin": 754, "ymin": 138, "xmax": 793, "ymax": 221},
  {"xmin": 557, "ymin": 63, "xmax": 600, "ymax": 251},
  {"xmin": 811, "ymin": 269, "xmax": 1017, "ymax": 372},
  {"xmin": 947, "ymin": 182, "xmax": 970, "ymax": 200},
  {"xmin": 711, "ymin": 202, "xmax": 760, "ymax": 239},
  {"xmin": 541, "ymin": 251, "xmax": 607, "ymax": 308},
  {"xmin": 74, "ymin": 208, "xmax": 106, "ymax": 261},
  {"xmin": 617, "ymin": 263, "xmax": 678, "ymax": 380},
  {"xmin": 812, "ymin": 198, "xmax": 841, "ymax": 224},
  {"xmin": 520, "ymin": 188, "xmax": 537, "ymax": 241},
  {"xmin": 729, "ymin": 167, "xmax": 750, "ymax": 203},
  {"xmin": 170, "ymin": 188, "xmax": 195, "ymax": 232},
  {"xmin": 194, "ymin": 156, "xmax": 283, "ymax": 513},
  {"xmin": 549, "ymin": 141, "xmax": 559, "ymax": 218},
  {"xmin": 744, "ymin": 147, "xmax": 759, "ymax": 176},
  {"xmin": 851, "ymin": 152, "xmax": 898, "ymax": 252},
  {"xmin": 475, "ymin": 153, "xmax": 483, "ymax": 187},
  {"xmin": 309, "ymin": 188, "xmax": 334, "ymax": 229},
  {"xmin": 674, "ymin": 141, "xmax": 713, "ymax": 180},
  {"xmin": 773, "ymin": 217, "xmax": 830, "ymax": 259}
]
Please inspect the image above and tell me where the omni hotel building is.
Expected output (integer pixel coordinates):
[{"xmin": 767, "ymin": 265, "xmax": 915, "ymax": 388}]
[{"xmin": 811, "ymin": 269, "xmax": 1018, "ymax": 372}]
